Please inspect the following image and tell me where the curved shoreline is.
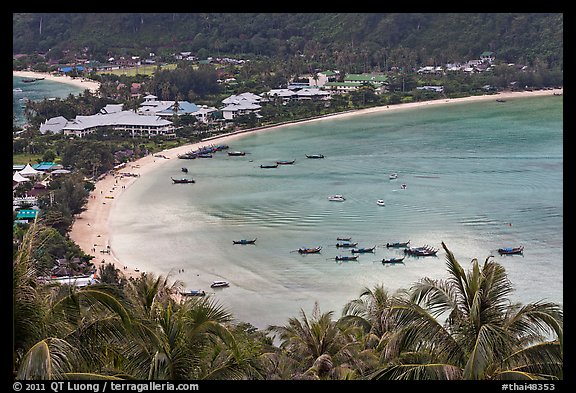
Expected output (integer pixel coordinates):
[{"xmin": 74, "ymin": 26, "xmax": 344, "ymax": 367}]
[
  {"xmin": 68, "ymin": 88, "xmax": 562, "ymax": 279},
  {"xmin": 13, "ymin": 70, "xmax": 101, "ymax": 93}
]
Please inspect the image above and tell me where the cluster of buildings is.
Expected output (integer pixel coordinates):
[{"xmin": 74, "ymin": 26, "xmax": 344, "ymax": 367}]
[
  {"xmin": 36, "ymin": 50, "xmax": 502, "ymax": 139},
  {"xmin": 416, "ymin": 52, "xmax": 497, "ymax": 75},
  {"xmin": 12, "ymin": 162, "xmax": 68, "ymax": 222},
  {"xmin": 37, "ymin": 85, "xmax": 330, "ymax": 138}
]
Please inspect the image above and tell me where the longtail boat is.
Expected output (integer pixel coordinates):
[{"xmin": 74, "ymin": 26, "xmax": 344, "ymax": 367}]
[
  {"xmin": 233, "ymin": 238, "xmax": 257, "ymax": 245},
  {"xmin": 171, "ymin": 177, "xmax": 195, "ymax": 184},
  {"xmin": 386, "ymin": 240, "xmax": 410, "ymax": 248},
  {"xmin": 335, "ymin": 255, "xmax": 359, "ymax": 261},
  {"xmin": 381, "ymin": 257, "xmax": 405, "ymax": 264},
  {"xmin": 351, "ymin": 246, "xmax": 377, "ymax": 253},
  {"xmin": 298, "ymin": 246, "xmax": 322, "ymax": 254},
  {"xmin": 498, "ymin": 246, "xmax": 524, "ymax": 255}
]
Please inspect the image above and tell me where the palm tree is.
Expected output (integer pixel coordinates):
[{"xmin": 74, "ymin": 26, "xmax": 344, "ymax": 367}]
[
  {"xmin": 267, "ymin": 302, "xmax": 365, "ymax": 379},
  {"xmin": 14, "ymin": 220, "xmax": 134, "ymax": 379},
  {"xmin": 369, "ymin": 242, "xmax": 563, "ymax": 380},
  {"xmin": 119, "ymin": 273, "xmax": 262, "ymax": 380}
]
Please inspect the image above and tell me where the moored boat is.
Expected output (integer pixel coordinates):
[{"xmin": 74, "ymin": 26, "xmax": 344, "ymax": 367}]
[
  {"xmin": 498, "ymin": 246, "xmax": 524, "ymax": 255},
  {"xmin": 404, "ymin": 245, "xmax": 438, "ymax": 256},
  {"xmin": 328, "ymin": 195, "xmax": 346, "ymax": 202},
  {"xmin": 306, "ymin": 154, "xmax": 325, "ymax": 159},
  {"xmin": 389, "ymin": 173, "xmax": 398, "ymax": 180},
  {"xmin": 171, "ymin": 177, "xmax": 195, "ymax": 184},
  {"xmin": 178, "ymin": 153, "xmax": 197, "ymax": 159},
  {"xmin": 180, "ymin": 289, "xmax": 206, "ymax": 297},
  {"xmin": 181, "ymin": 167, "xmax": 188, "ymax": 173},
  {"xmin": 335, "ymin": 255, "xmax": 359, "ymax": 261},
  {"xmin": 377, "ymin": 199, "xmax": 385, "ymax": 206},
  {"xmin": 336, "ymin": 242, "xmax": 358, "ymax": 248},
  {"xmin": 386, "ymin": 240, "xmax": 410, "ymax": 248},
  {"xmin": 210, "ymin": 280, "xmax": 229, "ymax": 288},
  {"xmin": 260, "ymin": 164, "xmax": 278, "ymax": 168},
  {"xmin": 298, "ymin": 246, "xmax": 322, "ymax": 254},
  {"xmin": 276, "ymin": 160, "xmax": 295, "ymax": 165},
  {"xmin": 228, "ymin": 151, "xmax": 246, "ymax": 156},
  {"xmin": 233, "ymin": 238, "xmax": 257, "ymax": 245},
  {"xmin": 381, "ymin": 257, "xmax": 405, "ymax": 264},
  {"xmin": 351, "ymin": 246, "xmax": 376, "ymax": 253},
  {"xmin": 337, "ymin": 237, "xmax": 352, "ymax": 241}
]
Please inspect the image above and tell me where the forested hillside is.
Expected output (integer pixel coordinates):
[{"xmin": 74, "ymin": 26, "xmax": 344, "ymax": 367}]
[{"xmin": 13, "ymin": 13, "xmax": 563, "ymax": 69}]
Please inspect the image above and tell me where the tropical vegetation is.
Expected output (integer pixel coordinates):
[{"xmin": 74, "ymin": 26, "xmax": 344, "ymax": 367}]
[
  {"xmin": 13, "ymin": 13, "xmax": 563, "ymax": 71},
  {"xmin": 13, "ymin": 13, "xmax": 563, "ymax": 381},
  {"xmin": 13, "ymin": 221, "xmax": 563, "ymax": 380}
]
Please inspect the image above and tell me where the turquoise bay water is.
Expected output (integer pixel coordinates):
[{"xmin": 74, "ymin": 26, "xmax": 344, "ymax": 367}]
[
  {"xmin": 110, "ymin": 96, "xmax": 563, "ymax": 329},
  {"xmin": 13, "ymin": 75, "xmax": 86, "ymax": 127}
]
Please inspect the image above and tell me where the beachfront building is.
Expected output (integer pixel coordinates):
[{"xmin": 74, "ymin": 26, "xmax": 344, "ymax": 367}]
[
  {"xmin": 323, "ymin": 73, "xmax": 388, "ymax": 95},
  {"xmin": 62, "ymin": 110, "xmax": 175, "ymax": 138},
  {"xmin": 260, "ymin": 89, "xmax": 297, "ymax": 103},
  {"xmin": 39, "ymin": 116, "xmax": 68, "ymax": 134},
  {"xmin": 220, "ymin": 92, "xmax": 262, "ymax": 120},
  {"xmin": 221, "ymin": 102, "xmax": 262, "ymax": 120},
  {"xmin": 41, "ymin": 101, "xmax": 175, "ymax": 138},
  {"xmin": 138, "ymin": 95, "xmax": 217, "ymax": 123},
  {"xmin": 222, "ymin": 92, "xmax": 263, "ymax": 106},
  {"xmin": 294, "ymin": 87, "xmax": 331, "ymax": 101}
]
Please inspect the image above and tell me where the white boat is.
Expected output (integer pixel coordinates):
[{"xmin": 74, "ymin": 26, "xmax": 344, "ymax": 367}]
[
  {"xmin": 389, "ymin": 173, "xmax": 398, "ymax": 180},
  {"xmin": 210, "ymin": 280, "xmax": 230, "ymax": 288},
  {"xmin": 328, "ymin": 195, "xmax": 346, "ymax": 202},
  {"xmin": 13, "ymin": 88, "xmax": 23, "ymax": 92},
  {"xmin": 377, "ymin": 199, "xmax": 386, "ymax": 206}
]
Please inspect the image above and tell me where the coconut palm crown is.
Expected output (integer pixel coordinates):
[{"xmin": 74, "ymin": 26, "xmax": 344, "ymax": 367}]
[{"xmin": 368, "ymin": 242, "xmax": 563, "ymax": 380}]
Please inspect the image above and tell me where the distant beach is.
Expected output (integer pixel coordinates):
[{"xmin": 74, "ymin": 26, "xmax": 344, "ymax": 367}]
[
  {"xmin": 68, "ymin": 88, "xmax": 562, "ymax": 279},
  {"xmin": 13, "ymin": 70, "xmax": 100, "ymax": 93}
]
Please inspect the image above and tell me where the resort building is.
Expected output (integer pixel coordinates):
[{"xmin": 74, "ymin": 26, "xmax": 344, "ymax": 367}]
[
  {"xmin": 260, "ymin": 87, "xmax": 331, "ymax": 103},
  {"xmin": 40, "ymin": 102, "xmax": 174, "ymax": 138},
  {"xmin": 221, "ymin": 102, "xmax": 262, "ymax": 120},
  {"xmin": 39, "ymin": 116, "xmax": 68, "ymax": 134},
  {"xmin": 62, "ymin": 110, "xmax": 175, "ymax": 138},
  {"xmin": 138, "ymin": 95, "xmax": 217, "ymax": 123},
  {"xmin": 323, "ymin": 73, "xmax": 388, "ymax": 94},
  {"xmin": 220, "ymin": 92, "xmax": 262, "ymax": 120}
]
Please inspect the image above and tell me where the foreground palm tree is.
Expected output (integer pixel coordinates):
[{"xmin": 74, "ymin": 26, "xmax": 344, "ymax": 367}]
[
  {"xmin": 14, "ymin": 220, "xmax": 133, "ymax": 379},
  {"xmin": 368, "ymin": 242, "xmax": 563, "ymax": 380},
  {"xmin": 267, "ymin": 302, "xmax": 370, "ymax": 379}
]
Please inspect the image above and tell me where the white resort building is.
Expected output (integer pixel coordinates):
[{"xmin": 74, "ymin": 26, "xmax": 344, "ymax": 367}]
[{"xmin": 40, "ymin": 103, "xmax": 175, "ymax": 138}]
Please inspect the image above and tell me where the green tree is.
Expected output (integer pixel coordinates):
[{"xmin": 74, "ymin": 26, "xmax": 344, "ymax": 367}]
[
  {"xmin": 267, "ymin": 302, "xmax": 365, "ymax": 379},
  {"xmin": 14, "ymin": 221, "xmax": 132, "ymax": 379},
  {"xmin": 369, "ymin": 242, "xmax": 563, "ymax": 380},
  {"xmin": 41, "ymin": 149, "xmax": 56, "ymax": 163}
]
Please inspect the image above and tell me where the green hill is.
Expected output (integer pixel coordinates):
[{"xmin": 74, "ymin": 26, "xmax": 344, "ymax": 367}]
[{"xmin": 13, "ymin": 13, "xmax": 563, "ymax": 69}]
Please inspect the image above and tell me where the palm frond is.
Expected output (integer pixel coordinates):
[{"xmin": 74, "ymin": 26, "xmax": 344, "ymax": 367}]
[
  {"xmin": 16, "ymin": 338, "xmax": 77, "ymax": 380},
  {"xmin": 370, "ymin": 363, "xmax": 463, "ymax": 380}
]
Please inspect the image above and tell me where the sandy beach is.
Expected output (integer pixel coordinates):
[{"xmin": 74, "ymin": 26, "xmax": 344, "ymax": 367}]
[
  {"xmin": 13, "ymin": 70, "xmax": 101, "ymax": 93},
  {"xmin": 68, "ymin": 88, "xmax": 562, "ymax": 279}
]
